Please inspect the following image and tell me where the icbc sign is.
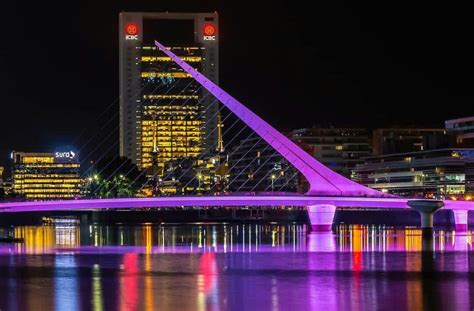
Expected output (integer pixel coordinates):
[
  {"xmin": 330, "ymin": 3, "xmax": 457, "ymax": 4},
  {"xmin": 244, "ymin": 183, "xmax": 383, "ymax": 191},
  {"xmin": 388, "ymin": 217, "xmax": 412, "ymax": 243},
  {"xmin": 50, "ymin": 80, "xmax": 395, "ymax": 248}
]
[
  {"xmin": 202, "ymin": 23, "xmax": 217, "ymax": 41},
  {"xmin": 125, "ymin": 23, "xmax": 139, "ymax": 40}
]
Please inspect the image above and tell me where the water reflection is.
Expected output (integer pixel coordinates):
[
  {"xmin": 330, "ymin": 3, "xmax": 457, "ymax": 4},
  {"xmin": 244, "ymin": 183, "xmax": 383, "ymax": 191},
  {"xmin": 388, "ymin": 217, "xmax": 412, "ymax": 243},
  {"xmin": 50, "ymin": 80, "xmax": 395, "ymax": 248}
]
[
  {"xmin": 0, "ymin": 223, "xmax": 472, "ymax": 310},
  {"xmin": 55, "ymin": 255, "xmax": 79, "ymax": 311},
  {"xmin": 2, "ymin": 223, "xmax": 471, "ymax": 254}
]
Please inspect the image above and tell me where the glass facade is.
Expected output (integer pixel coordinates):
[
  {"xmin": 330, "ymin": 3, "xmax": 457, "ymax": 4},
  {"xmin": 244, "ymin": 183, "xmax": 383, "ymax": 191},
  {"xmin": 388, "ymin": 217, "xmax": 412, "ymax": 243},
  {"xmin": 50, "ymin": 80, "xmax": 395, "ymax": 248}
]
[
  {"xmin": 289, "ymin": 128, "xmax": 371, "ymax": 178},
  {"xmin": 445, "ymin": 116, "xmax": 474, "ymax": 147},
  {"xmin": 12, "ymin": 152, "xmax": 81, "ymax": 200},
  {"xmin": 140, "ymin": 47, "xmax": 205, "ymax": 171},
  {"xmin": 353, "ymin": 149, "xmax": 474, "ymax": 199},
  {"xmin": 372, "ymin": 128, "xmax": 450, "ymax": 155},
  {"xmin": 119, "ymin": 12, "xmax": 219, "ymax": 175},
  {"xmin": 141, "ymin": 154, "xmax": 228, "ymax": 196},
  {"xmin": 228, "ymin": 137, "xmax": 299, "ymax": 193}
]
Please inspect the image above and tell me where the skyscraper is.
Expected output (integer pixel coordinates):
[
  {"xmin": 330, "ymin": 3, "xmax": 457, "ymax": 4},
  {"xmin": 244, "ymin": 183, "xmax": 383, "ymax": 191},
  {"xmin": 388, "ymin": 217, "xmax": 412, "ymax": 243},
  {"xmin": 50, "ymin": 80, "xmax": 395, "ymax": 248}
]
[{"xmin": 119, "ymin": 12, "xmax": 219, "ymax": 173}]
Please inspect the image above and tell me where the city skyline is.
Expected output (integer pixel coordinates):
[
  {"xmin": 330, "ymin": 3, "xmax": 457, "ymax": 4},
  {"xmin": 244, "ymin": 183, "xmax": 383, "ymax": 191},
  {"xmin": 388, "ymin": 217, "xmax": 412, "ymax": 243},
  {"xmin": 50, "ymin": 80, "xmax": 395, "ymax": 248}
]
[
  {"xmin": 0, "ymin": 4, "xmax": 473, "ymax": 310},
  {"xmin": 2, "ymin": 1, "xmax": 474, "ymax": 167}
]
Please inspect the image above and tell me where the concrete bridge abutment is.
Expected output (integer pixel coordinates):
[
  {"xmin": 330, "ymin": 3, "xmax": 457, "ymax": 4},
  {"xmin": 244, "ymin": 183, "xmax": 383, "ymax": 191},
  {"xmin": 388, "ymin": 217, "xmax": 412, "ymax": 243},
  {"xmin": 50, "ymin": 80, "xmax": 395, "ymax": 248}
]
[
  {"xmin": 307, "ymin": 204, "xmax": 336, "ymax": 232},
  {"xmin": 407, "ymin": 200, "xmax": 444, "ymax": 235},
  {"xmin": 453, "ymin": 210, "xmax": 469, "ymax": 232}
]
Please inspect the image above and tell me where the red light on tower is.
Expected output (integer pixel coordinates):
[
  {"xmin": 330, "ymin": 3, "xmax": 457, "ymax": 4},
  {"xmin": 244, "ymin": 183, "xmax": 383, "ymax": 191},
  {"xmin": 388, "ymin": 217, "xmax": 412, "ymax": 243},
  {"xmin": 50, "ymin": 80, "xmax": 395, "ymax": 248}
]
[
  {"xmin": 202, "ymin": 23, "xmax": 216, "ymax": 36},
  {"xmin": 125, "ymin": 23, "xmax": 139, "ymax": 35}
]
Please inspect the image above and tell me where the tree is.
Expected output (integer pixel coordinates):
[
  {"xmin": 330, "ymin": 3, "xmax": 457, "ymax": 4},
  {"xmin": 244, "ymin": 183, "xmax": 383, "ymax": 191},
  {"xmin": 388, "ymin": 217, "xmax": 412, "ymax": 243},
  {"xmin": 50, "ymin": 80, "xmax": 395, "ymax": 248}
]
[
  {"xmin": 84, "ymin": 173, "xmax": 135, "ymax": 198},
  {"xmin": 110, "ymin": 175, "xmax": 134, "ymax": 197},
  {"xmin": 83, "ymin": 157, "xmax": 146, "ymax": 198}
]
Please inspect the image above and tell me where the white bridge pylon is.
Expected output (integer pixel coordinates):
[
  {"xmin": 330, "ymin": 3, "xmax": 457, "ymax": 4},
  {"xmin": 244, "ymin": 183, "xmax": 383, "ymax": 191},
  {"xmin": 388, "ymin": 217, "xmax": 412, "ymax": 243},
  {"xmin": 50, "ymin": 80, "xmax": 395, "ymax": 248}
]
[{"xmin": 154, "ymin": 40, "xmax": 388, "ymax": 197}]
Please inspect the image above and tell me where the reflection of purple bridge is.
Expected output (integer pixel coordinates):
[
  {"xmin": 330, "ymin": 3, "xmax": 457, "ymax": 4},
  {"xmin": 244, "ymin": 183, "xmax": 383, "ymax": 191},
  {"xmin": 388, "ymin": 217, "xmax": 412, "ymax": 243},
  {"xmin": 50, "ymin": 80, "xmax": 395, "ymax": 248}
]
[{"xmin": 1, "ymin": 40, "xmax": 472, "ymax": 231}]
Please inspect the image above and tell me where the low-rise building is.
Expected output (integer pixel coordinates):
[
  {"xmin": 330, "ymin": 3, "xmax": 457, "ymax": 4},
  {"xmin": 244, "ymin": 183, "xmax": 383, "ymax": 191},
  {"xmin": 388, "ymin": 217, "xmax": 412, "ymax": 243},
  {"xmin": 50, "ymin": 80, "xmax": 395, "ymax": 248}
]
[
  {"xmin": 372, "ymin": 128, "xmax": 451, "ymax": 155},
  {"xmin": 12, "ymin": 151, "xmax": 81, "ymax": 200},
  {"xmin": 228, "ymin": 137, "xmax": 299, "ymax": 193},
  {"xmin": 354, "ymin": 148, "xmax": 474, "ymax": 199},
  {"xmin": 289, "ymin": 128, "xmax": 371, "ymax": 178},
  {"xmin": 445, "ymin": 116, "xmax": 474, "ymax": 147}
]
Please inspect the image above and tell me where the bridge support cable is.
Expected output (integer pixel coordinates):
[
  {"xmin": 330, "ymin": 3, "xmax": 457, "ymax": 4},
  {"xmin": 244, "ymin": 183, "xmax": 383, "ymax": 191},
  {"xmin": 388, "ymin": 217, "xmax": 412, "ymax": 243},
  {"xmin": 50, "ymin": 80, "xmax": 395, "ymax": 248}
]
[
  {"xmin": 177, "ymin": 117, "xmax": 256, "ymax": 192},
  {"xmin": 236, "ymin": 148, "xmax": 283, "ymax": 192},
  {"xmin": 77, "ymin": 79, "xmax": 148, "ymax": 159},
  {"xmin": 80, "ymin": 83, "xmax": 178, "ymax": 180},
  {"xmin": 95, "ymin": 83, "xmax": 209, "ymax": 196},
  {"xmin": 126, "ymin": 94, "xmax": 225, "ymax": 193},
  {"xmin": 262, "ymin": 160, "xmax": 300, "ymax": 192},
  {"xmin": 137, "ymin": 112, "xmax": 252, "ymax": 195},
  {"xmin": 249, "ymin": 153, "xmax": 292, "ymax": 193},
  {"xmin": 207, "ymin": 137, "xmax": 267, "ymax": 193},
  {"xmin": 79, "ymin": 60, "xmax": 183, "ymax": 174},
  {"xmin": 154, "ymin": 40, "xmax": 387, "ymax": 198},
  {"xmin": 108, "ymin": 83, "xmax": 229, "ymax": 196},
  {"xmin": 149, "ymin": 94, "xmax": 223, "ymax": 180},
  {"xmin": 135, "ymin": 100, "xmax": 252, "ymax": 194},
  {"xmin": 65, "ymin": 76, "xmax": 151, "ymax": 154},
  {"xmin": 276, "ymin": 171, "xmax": 300, "ymax": 192},
  {"xmin": 177, "ymin": 115, "xmax": 271, "ymax": 193},
  {"xmin": 78, "ymin": 59, "xmax": 182, "ymax": 168},
  {"xmin": 82, "ymin": 62, "xmax": 205, "ymax": 181},
  {"xmin": 225, "ymin": 144, "xmax": 272, "ymax": 189}
]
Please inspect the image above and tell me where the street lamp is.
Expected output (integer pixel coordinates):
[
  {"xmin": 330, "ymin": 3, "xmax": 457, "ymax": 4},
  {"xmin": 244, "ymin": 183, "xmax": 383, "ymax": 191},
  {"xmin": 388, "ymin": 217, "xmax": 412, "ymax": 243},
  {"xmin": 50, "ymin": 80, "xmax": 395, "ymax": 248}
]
[
  {"xmin": 271, "ymin": 174, "xmax": 276, "ymax": 192},
  {"xmin": 197, "ymin": 173, "xmax": 203, "ymax": 193}
]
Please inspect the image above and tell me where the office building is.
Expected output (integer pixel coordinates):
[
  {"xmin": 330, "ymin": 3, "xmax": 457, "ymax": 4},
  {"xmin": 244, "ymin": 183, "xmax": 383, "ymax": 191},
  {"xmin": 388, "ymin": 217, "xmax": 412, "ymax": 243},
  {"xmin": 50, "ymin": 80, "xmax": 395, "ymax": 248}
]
[
  {"xmin": 372, "ymin": 128, "xmax": 451, "ymax": 155},
  {"xmin": 12, "ymin": 151, "xmax": 81, "ymax": 200},
  {"xmin": 445, "ymin": 116, "xmax": 474, "ymax": 147},
  {"xmin": 119, "ymin": 12, "xmax": 219, "ymax": 173},
  {"xmin": 289, "ymin": 128, "xmax": 371, "ymax": 178},
  {"xmin": 353, "ymin": 148, "xmax": 474, "ymax": 199},
  {"xmin": 466, "ymin": 156, "xmax": 474, "ymax": 196},
  {"xmin": 228, "ymin": 137, "xmax": 299, "ymax": 193},
  {"xmin": 0, "ymin": 166, "xmax": 4, "ymax": 198},
  {"xmin": 146, "ymin": 154, "xmax": 228, "ymax": 196}
]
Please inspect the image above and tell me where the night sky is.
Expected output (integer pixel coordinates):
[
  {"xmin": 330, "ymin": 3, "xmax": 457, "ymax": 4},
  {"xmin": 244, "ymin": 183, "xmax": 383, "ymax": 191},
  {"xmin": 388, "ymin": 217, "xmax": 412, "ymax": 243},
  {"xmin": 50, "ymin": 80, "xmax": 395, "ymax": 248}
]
[{"xmin": 1, "ymin": 1, "xmax": 474, "ymax": 167}]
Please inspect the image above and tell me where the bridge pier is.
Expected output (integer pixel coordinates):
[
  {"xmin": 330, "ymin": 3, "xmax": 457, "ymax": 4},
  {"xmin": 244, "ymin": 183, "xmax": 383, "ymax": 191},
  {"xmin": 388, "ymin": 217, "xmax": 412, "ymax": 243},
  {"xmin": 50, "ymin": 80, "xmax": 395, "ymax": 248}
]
[
  {"xmin": 453, "ymin": 210, "xmax": 468, "ymax": 232},
  {"xmin": 307, "ymin": 204, "xmax": 336, "ymax": 232},
  {"xmin": 407, "ymin": 200, "xmax": 444, "ymax": 238}
]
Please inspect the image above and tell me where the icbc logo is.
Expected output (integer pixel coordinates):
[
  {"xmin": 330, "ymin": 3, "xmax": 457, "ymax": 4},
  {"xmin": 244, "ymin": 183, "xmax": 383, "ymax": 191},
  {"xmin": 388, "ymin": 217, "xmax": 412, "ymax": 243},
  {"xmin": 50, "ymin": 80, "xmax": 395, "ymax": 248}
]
[
  {"xmin": 125, "ymin": 23, "xmax": 139, "ymax": 40},
  {"xmin": 202, "ymin": 23, "xmax": 217, "ymax": 41}
]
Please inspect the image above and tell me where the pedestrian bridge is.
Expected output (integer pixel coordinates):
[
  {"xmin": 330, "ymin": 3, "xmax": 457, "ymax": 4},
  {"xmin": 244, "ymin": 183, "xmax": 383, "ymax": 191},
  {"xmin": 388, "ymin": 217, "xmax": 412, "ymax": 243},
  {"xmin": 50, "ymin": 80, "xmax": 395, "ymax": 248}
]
[
  {"xmin": 0, "ymin": 195, "xmax": 472, "ymax": 211},
  {"xmin": 1, "ymin": 40, "xmax": 472, "ymax": 232},
  {"xmin": 0, "ymin": 195, "xmax": 471, "ymax": 231}
]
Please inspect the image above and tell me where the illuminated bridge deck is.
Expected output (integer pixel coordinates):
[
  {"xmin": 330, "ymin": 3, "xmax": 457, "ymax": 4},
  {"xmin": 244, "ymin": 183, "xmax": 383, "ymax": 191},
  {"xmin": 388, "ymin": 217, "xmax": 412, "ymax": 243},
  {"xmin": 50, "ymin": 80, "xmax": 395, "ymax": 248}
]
[{"xmin": 0, "ymin": 196, "xmax": 473, "ymax": 213}]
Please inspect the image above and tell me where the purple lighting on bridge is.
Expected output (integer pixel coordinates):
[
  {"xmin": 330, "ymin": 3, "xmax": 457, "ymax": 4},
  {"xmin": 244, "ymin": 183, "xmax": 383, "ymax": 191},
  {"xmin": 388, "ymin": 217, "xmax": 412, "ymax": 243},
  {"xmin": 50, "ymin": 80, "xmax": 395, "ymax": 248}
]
[
  {"xmin": 0, "ymin": 40, "xmax": 472, "ymax": 226},
  {"xmin": 0, "ymin": 195, "xmax": 472, "ymax": 213},
  {"xmin": 153, "ymin": 40, "xmax": 387, "ymax": 198}
]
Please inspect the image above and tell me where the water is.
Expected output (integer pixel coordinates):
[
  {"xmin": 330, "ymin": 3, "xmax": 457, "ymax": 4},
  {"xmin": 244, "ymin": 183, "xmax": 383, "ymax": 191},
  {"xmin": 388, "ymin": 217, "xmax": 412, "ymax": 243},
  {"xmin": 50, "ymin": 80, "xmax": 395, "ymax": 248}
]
[{"xmin": 0, "ymin": 223, "xmax": 473, "ymax": 310}]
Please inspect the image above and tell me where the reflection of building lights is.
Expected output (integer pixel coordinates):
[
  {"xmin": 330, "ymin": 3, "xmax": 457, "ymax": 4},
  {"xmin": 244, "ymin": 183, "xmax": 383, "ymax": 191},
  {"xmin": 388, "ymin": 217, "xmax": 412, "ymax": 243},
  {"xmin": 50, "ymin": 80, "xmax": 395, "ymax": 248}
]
[
  {"xmin": 92, "ymin": 264, "xmax": 104, "ymax": 311},
  {"xmin": 121, "ymin": 253, "xmax": 138, "ymax": 310}
]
